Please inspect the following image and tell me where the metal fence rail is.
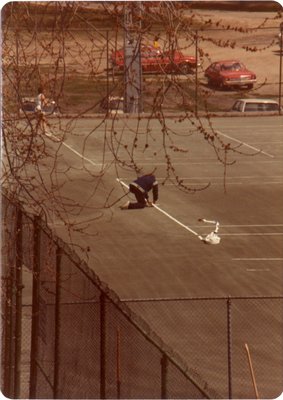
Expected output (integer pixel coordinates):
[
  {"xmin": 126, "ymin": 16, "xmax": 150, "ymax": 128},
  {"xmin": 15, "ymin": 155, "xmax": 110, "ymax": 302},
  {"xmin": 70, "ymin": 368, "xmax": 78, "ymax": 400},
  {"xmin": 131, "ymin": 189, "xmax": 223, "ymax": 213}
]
[{"xmin": 1, "ymin": 192, "xmax": 282, "ymax": 399}]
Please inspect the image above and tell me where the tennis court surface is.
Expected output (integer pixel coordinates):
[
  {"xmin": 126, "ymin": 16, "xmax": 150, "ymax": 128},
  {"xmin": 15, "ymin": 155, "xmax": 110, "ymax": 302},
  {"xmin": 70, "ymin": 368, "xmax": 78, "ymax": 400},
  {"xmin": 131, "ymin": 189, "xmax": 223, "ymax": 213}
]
[{"xmin": 42, "ymin": 114, "xmax": 283, "ymax": 398}]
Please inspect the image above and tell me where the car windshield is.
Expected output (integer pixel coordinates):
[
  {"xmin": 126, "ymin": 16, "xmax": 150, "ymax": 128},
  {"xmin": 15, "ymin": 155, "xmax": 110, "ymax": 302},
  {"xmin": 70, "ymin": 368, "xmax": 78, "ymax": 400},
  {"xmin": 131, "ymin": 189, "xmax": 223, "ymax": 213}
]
[
  {"xmin": 232, "ymin": 101, "xmax": 242, "ymax": 111},
  {"xmin": 221, "ymin": 62, "xmax": 244, "ymax": 71},
  {"xmin": 142, "ymin": 50, "xmax": 158, "ymax": 58},
  {"xmin": 22, "ymin": 102, "xmax": 35, "ymax": 112}
]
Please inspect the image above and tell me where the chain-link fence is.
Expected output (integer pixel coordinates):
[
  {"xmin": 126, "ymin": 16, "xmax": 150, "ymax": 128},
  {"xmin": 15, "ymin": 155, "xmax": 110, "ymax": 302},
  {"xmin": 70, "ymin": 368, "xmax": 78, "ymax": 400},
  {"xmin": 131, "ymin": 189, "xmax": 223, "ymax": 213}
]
[
  {"xmin": 1, "ymin": 192, "xmax": 283, "ymax": 399},
  {"xmin": 1, "ymin": 192, "xmax": 218, "ymax": 399},
  {"xmin": 127, "ymin": 296, "xmax": 283, "ymax": 399}
]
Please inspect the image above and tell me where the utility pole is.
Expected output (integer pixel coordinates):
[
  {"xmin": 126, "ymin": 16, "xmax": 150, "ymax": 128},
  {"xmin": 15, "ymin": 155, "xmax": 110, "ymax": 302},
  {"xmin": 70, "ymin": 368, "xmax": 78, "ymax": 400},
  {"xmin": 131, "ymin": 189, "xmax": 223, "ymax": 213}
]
[
  {"xmin": 123, "ymin": 3, "xmax": 143, "ymax": 114},
  {"xmin": 279, "ymin": 22, "xmax": 283, "ymax": 114}
]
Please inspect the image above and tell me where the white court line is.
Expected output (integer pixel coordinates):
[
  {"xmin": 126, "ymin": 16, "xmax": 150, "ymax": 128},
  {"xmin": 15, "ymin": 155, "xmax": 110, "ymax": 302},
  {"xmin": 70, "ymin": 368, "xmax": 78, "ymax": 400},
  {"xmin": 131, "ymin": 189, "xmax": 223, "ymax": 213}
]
[
  {"xmin": 163, "ymin": 181, "xmax": 283, "ymax": 186},
  {"xmin": 246, "ymin": 269, "xmax": 270, "ymax": 272},
  {"xmin": 116, "ymin": 160, "xmax": 281, "ymax": 166},
  {"xmin": 55, "ymin": 140, "xmax": 282, "ymax": 240},
  {"xmin": 159, "ymin": 175, "xmax": 283, "ymax": 180},
  {"xmin": 220, "ymin": 233, "xmax": 283, "ymax": 236},
  {"xmin": 116, "ymin": 178, "xmax": 203, "ymax": 240},
  {"xmin": 233, "ymin": 258, "xmax": 283, "ymax": 261},
  {"xmin": 232, "ymin": 258, "xmax": 283, "ymax": 273},
  {"xmin": 212, "ymin": 123, "xmax": 283, "ymax": 129},
  {"xmin": 58, "ymin": 139, "xmax": 102, "ymax": 167},
  {"xmin": 215, "ymin": 130, "xmax": 274, "ymax": 158},
  {"xmin": 216, "ymin": 224, "xmax": 283, "ymax": 228},
  {"xmin": 117, "ymin": 179, "xmax": 283, "ymax": 239},
  {"xmin": 119, "ymin": 177, "xmax": 283, "ymax": 188}
]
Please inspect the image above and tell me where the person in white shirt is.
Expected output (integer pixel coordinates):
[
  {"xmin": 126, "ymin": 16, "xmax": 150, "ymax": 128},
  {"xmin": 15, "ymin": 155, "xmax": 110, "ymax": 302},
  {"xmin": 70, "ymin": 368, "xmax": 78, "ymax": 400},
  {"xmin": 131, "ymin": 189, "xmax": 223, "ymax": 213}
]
[
  {"xmin": 35, "ymin": 86, "xmax": 47, "ymax": 133},
  {"xmin": 35, "ymin": 87, "xmax": 46, "ymax": 112}
]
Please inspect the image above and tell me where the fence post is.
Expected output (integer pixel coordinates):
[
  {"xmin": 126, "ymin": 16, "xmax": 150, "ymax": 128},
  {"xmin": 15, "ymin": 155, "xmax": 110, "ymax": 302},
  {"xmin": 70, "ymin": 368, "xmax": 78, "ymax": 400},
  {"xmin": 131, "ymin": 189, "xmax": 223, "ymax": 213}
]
[
  {"xmin": 106, "ymin": 30, "xmax": 109, "ymax": 115},
  {"xmin": 2, "ymin": 262, "xmax": 13, "ymax": 398},
  {"xmin": 14, "ymin": 206, "xmax": 23, "ymax": 398},
  {"xmin": 227, "ymin": 297, "xmax": 232, "ymax": 399},
  {"xmin": 53, "ymin": 246, "xmax": 62, "ymax": 399},
  {"xmin": 161, "ymin": 353, "xmax": 168, "ymax": 399},
  {"xmin": 116, "ymin": 328, "xmax": 121, "ymax": 399},
  {"xmin": 279, "ymin": 22, "xmax": 283, "ymax": 113},
  {"xmin": 100, "ymin": 293, "xmax": 106, "ymax": 399},
  {"xmin": 2, "ymin": 204, "xmax": 17, "ymax": 398},
  {"xmin": 29, "ymin": 216, "xmax": 41, "ymax": 398}
]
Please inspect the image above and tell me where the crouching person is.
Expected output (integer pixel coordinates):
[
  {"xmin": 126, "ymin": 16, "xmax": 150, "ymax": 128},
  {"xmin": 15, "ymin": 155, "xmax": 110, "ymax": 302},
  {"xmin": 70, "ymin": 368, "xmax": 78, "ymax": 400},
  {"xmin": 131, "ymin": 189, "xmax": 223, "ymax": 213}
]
[{"xmin": 120, "ymin": 173, "xmax": 158, "ymax": 210}]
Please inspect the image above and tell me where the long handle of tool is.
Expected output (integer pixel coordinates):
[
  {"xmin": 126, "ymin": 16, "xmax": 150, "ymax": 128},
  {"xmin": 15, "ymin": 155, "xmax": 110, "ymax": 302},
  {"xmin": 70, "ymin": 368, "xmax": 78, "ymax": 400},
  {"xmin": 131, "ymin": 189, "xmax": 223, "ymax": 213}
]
[
  {"xmin": 117, "ymin": 178, "xmax": 203, "ymax": 240},
  {"xmin": 152, "ymin": 203, "xmax": 202, "ymax": 239}
]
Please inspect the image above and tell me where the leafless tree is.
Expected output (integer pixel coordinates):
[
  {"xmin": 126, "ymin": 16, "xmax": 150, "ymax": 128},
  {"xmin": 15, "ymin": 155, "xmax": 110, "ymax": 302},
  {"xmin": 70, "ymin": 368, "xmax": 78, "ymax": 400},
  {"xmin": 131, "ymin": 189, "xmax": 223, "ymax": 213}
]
[{"xmin": 2, "ymin": 1, "xmax": 282, "ymax": 252}]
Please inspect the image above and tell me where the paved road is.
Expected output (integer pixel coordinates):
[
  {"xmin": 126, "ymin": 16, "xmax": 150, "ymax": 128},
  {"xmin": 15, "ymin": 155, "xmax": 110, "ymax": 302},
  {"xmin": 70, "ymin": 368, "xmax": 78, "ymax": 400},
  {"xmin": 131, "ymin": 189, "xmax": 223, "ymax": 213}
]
[{"xmin": 40, "ymin": 114, "xmax": 283, "ymax": 398}]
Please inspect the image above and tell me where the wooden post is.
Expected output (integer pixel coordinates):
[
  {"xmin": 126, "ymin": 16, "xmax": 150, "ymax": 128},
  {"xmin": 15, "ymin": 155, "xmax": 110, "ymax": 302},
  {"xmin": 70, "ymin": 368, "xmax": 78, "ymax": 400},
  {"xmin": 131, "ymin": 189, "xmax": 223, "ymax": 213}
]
[
  {"xmin": 244, "ymin": 343, "xmax": 259, "ymax": 399},
  {"xmin": 227, "ymin": 297, "xmax": 232, "ymax": 399}
]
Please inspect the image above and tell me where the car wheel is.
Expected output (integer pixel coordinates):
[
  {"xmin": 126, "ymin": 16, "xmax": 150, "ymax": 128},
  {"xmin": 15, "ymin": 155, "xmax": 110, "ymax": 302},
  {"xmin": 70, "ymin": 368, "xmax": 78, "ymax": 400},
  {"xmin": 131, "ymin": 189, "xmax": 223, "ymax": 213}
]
[
  {"xmin": 179, "ymin": 63, "xmax": 191, "ymax": 74},
  {"xmin": 207, "ymin": 78, "xmax": 215, "ymax": 88},
  {"xmin": 218, "ymin": 80, "xmax": 226, "ymax": 90},
  {"xmin": 247, "ymin": 84, "xmax": 253, "ymax": 89}
]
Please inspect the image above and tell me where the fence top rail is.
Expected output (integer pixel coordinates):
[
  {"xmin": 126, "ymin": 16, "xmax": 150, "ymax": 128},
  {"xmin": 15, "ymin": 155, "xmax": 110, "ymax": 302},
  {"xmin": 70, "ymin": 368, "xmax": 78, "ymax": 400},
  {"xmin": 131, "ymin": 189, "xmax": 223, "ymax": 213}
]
[{"xmin": 121, "ymin": 295, "xmax": 283, "ymax": 302}]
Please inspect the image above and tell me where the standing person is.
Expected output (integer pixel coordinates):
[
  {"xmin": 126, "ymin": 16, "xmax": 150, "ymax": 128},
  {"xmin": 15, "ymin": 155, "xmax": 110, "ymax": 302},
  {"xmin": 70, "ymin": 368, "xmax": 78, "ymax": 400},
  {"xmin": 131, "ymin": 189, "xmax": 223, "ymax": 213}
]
[
  {"xmin": 35, "ymin": 86, "xmax": 46, "ymax": 112},
  {"xmin": 34, "ymin": 87, "xmax": 60, "ymax": 141},
  {"xmin": 120, "ymin": 172, "xmax": 159, "ymax": 210},
  {"xmin": 35, "ymin": 86, "xmax": 47, "ymax": 133},
  {"xmin": 153, "ymin": 35, "xmax": 160, "ymax": 49},
  {"xmin": 153, "ymin": 35, "xmax": 161, "ymax": 55}
]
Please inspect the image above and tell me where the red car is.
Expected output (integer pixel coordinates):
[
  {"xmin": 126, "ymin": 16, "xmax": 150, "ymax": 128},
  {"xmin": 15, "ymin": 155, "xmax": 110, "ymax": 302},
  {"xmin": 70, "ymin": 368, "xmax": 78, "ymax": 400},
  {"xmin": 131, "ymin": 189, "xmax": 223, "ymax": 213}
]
[
  {"xmin": 204, "ymin": 60, "xmax": 256, "ymax": 89},
  {"xmin": 110, "ymin": 45, "xmax": 199, "ymax": 75}
]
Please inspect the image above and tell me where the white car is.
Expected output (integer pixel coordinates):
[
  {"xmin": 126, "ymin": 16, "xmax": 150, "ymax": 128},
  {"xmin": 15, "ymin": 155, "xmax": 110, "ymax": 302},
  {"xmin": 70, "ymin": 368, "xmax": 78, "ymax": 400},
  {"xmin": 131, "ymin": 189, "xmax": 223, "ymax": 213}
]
[
  {"xmin": 20, "ymin": 97, "xmax": 59, "ymax": 115},
  {"xmin": 100, "ymin": 96, "xmax": 124, "ymax": 114},
  {"xmin": 231, "ymin": 98, "xmax": 281, "ymax": 112}
]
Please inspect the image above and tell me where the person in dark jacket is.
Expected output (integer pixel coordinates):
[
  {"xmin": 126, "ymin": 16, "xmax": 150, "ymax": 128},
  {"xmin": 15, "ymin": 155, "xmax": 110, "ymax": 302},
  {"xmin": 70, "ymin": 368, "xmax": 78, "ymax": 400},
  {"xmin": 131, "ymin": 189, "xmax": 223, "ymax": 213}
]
[{"xmin": 120, "ymin": 173, "xmax": 158, "ymax": 210}]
